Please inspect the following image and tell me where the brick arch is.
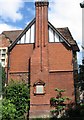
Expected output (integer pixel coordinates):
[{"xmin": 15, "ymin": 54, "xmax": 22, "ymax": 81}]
[{"xmin": 33, "ymin": 80, "xmax": 45, "ymax": 86}]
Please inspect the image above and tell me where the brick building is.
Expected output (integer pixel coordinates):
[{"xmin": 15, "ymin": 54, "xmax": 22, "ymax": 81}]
[
  {"xmin": 0, "ymin": 30, "xmax": 22, "ymax": 67},
  {"xmin": 7, "ymin": 1, "xmax": 79, "ymax": 118}
]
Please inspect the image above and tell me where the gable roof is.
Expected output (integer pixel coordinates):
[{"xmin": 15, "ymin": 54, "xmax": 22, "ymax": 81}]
[
  {"xmin": 8, "ymin": 18, "xmax": 35, "ymax": 51},
  {"xmin": 48, "ymin": 22, "xmax": 79, "ymax": 51},
  {"xmin": 2, "ymin": 30, "xmax": 22, "ymax": 43},
  {"xmin": 57, "ymin": 27, "xmax": 75, "ymax": 44},
  {"xmin": 57, "ymin": 27, "xmax": 79, "ymax": 51},
  {"xmin": 7, "ymin": 18, "xmax": 79, "ymax": 52}
]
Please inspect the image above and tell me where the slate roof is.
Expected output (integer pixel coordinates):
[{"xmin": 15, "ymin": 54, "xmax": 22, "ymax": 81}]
[{"xmin": 2, "ymin": 30, "xmax": 22, "ymax": 42}]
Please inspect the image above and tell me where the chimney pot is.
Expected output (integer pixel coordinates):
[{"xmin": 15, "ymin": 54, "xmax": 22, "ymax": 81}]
[{"xmin": 35, "ymin": 1, "xmax": 49, "ymax": 7}]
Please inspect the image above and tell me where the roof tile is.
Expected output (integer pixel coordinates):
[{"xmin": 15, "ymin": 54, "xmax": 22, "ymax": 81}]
[{"xmin": 2, "ymin": 30, "xmax": 22, "ymax": 42}]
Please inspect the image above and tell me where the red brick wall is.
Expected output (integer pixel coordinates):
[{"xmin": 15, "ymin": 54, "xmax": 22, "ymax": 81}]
[
  {"xmin": 48, "ymin": 43, "xmax": 73, "ymax": 71},
  {"xmin": 8, "ymin": 72, "xmax": 29, "ymax": 82},
  {"xmin": 0, "ymin": 34, "xmax": 10, "ymax": 47},
  {"xmin": 49, "ymin": 71, "xmax": 74, "ymax": 100},
  {"xmin": 9, "ymin": 44, "xmax": 34, "ymax": 72},
  {"xmin": 8, "ymin": 39, "xmax": 75, "ymax": 118},
  {"xmin": 30, "ymin": 71, "xmax": 74, "ymax": 117},
  {"xmin": 8, "ymin": 44, "xmax": 34, "ymax": 80},
  {"xmin": 30, "ymin": 43, "xmax": 74, "ymax": 112},
  {"xmin": 29, "ymin": 1, "xmax": 75, "ymax": 118}
]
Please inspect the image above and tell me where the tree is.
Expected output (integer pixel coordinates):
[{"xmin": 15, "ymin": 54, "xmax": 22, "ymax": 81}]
[
  {"xmin": 0, "ymin": 64, "xmax": 6, "ymax": 119},
  {"xmin": 2, "ymin": 67, "xmax": 6, "ymax": 92},
  {"xmin": 78, "ymin": 58, "xmax": 84, "ymax": 91},
  {"xmin": 0, "ymin": 64, "xmax": 6, "ymax": 96}
]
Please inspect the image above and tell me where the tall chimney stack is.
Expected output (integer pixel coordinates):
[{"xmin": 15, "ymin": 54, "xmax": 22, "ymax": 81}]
[
  {"xmin": 35, "ymin": 0, "xmax": 49, "ymax": 47},
  {"xmin": 29, "ymin": 1, "xmax": 50, "ymax": 118}
]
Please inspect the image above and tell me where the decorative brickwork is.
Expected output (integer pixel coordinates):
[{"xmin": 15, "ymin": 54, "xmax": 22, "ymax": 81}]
[{"xmin": 8, "ymin": 72, "xmax": 29, "ymax": 83}]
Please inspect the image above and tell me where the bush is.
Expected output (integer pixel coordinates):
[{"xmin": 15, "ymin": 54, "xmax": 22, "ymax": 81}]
[
  {"xmin": 66, "ymin": 104, "xmax": 84, "ymax": 118},
  {"xmin": 50, "ymin": 88, "xmax": 71, "ymax": 118},
  {"xmin": 2, "ymin": 80, "xmax": 30, "ymax": 120},
  {"xmin": 2, "ymin": 99, "xmax": 16, "ymax": 120}
]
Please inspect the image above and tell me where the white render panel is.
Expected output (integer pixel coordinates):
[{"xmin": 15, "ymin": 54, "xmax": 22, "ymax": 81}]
[
  {"xmin": 31, "ymin": 24, "xmax": 35, "ymax": 43},
  {"xmin": 25, "ymin": 29, "xmax": 30, "ymax": 43},
  {"xmin": 55, "ymin": 33, "xmax": 59, "ymax": 42},
  {"xmin": 49, "ymin": 28, "xmax": 54, "ymax": 42},
  {"xmin": 49, "ymin": 26, "xmax": 64, "ymax": 43},
  {"xmin": 20, "ymin": 35, "xmax": 25, "ymax": 43},
  {"xmin": 17, "ymin": 23, "xmax": 35, "ymax": 44}
]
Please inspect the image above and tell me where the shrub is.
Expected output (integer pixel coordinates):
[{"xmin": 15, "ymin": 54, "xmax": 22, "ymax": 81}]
[
  {"xmin": 66, "ymin": 103, "xmax": 84, "ymax": 118},
  {"xmin": 50, "ymin": 88, "xmax": 71, "ymax": 118},
  {"xmin": 2, "ymin": 99, "xmax": 16, "ymax": 120},
  {"xmin": 2, "ymin": 80, "xmax": 30, "ymax": 120}
]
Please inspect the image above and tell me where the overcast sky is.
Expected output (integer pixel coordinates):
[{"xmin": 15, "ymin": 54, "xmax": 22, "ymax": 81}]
[{"xmin": 0, "ymin": 0, "xmax": 83, "ymax": 64}]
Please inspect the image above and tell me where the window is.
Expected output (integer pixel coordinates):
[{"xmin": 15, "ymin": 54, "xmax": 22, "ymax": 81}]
[
  {"xmin": 2, "ymin": 49, "xmax": 6, "ymax": 52},
  {"xmin": 2, "ymin": 49, "xmax": 6, "ymax": 54},
  {"xmin": 36, "ymin": 85, "xmax": 44, "ymax": 94},
  {"xmin": 2, "ymin": 59, "xmax": 5, "ymax": 66},
  {"xmin": 2, "ymin": 54, "xmax": 5, "ymax": 57},
  {"xmin": 0, "ymin": 47, "xmax": 7, "ymax": 67},
  {"xmin": 33, "ymin": 80, "xmax": 45, "ymax": 95}
]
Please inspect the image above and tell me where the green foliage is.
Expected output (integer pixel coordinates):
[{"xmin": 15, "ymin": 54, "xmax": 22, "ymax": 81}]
[
  {"xmin": 2, "ymin": 99, "xmax": 16, "ymax": 120},
  {"xmin": 78, "ymin": 58, "xmax": 84, "ymax": 91},
  {"xmin": 66, "ymin": 104, "xmax": 84, "ymax": 118},
  {"xmin": 0, "ymin": 64, "xmax": 6, "ymax": 95},
  {"xmin": 55, "ymin": 88, "xmax": 65, "ymax": 93},
  {"xmin": 2, "ymin": 67, "xmax": 6, "ymax": 92},
  {"xmin": 0, "ymin": 100, "xmax": 2, "ymax": 120},
  {"xmin": 50, "ymin": 88, "xmax": 71, "ymax": 118},
  {"xmin": 2, "ymin": 80, "xmax": 30, "ymax": 120}
]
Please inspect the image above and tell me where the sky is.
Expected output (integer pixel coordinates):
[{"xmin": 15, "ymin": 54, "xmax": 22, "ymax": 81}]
[{"xmin": 0, "ymin": 0, "xmax": 83, "ymax": 64}]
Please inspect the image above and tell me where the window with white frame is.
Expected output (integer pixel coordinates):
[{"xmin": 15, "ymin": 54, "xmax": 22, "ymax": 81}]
[
  {"xmin": 36, "ymin": 85, "xmax": 44, "ymax": 94},
  {"xmin": 2, "ymin": 59, "xmax": 5, "ymax": 67},
  {"xmin": 33, "ymin": 80, "xmax": 45, "ymax": 95},
  {"xmin": 0, "ymin": 47, "xmax": 7, "ymax": 67}
]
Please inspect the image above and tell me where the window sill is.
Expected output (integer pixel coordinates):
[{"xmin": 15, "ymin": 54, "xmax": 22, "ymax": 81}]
[{"xmin": 34, "ymin": 92, "xmax": 45, "ymax": 96}]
